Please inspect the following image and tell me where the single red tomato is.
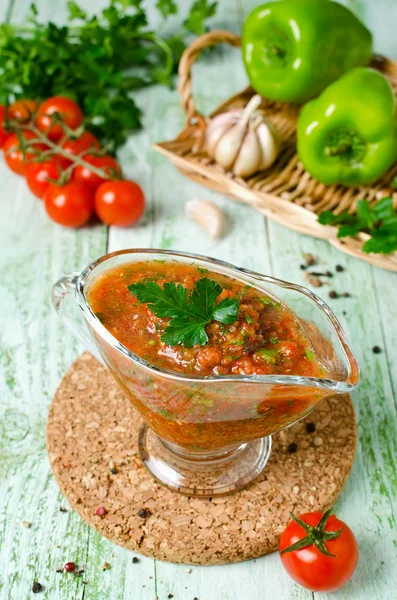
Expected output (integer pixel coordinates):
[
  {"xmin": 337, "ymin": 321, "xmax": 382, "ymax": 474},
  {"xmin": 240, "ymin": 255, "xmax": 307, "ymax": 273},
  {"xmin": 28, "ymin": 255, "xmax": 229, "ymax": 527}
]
[
  {"xmin": 2, "ymin": 131, "xmax": 48, "ymax": 175},
  {"xmin": 72, "ymin": 154, "xmax": 121, "ymax": 189},
  {"xmin": 8, "ymin": 99, "xmax": 39, "ymax": 123},
  {"xmin": 25, "ymin": 159, "xmax": 63, "ymax": 199},
  {"xmin": 36, "ymin": 96, "xmax": 84, "ymax": 141},
  {"xmin": 0, "ymin": 105, "xmax": 10, "ymax": 148},
  {"xmin": 95, "ymin": 180, "xmax": 145, "ymax": 226},
  {"xmin": 60, "ymin": 131, "xmax": 101, "ymax": 165},
  {"xmin": 279, "ymin": 509, "xmax": 358, "ymax": 592},
  {"xmin": 44, "ymin": 182, "xmax": 94, "ymax": 227}
]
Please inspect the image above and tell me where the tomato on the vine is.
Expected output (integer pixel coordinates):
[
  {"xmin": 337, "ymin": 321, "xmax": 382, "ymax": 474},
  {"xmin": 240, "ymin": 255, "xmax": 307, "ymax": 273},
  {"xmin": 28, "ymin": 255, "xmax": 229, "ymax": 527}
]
[
  {"xmin": 60, "ymin": 131, "xmax": 100, "ymax": 164},
  {"xmin": 44, "ymin": 182, "xmax": 94, "ymax": 228},
  {"xmin": 2, "ymin": 131, "xmax": 48, "ymax": 175},
  {"xmin": 72, "ymin": 154, "xmax": 121, "ymax": 189},
  {"xmin": 279, "ymin": 509, "xmax": 358, "ymax": 592},
  {"xmin": 36, "ymin": 96, "xmax": 84, "ymax": 141},
  {"xmin": 8, "ymin": 99, "xmax": 39, "ymax": 123},
  {"xmin": 25, "ymin": 159, "xmax": 63, "ymax": 199},
  {"xmin": 0, "ymin": 105, "xmax": 10, "ymax": 148},
  {"xmin": 95, "ymin": 180, "xmax": 145, "ymax": 226}
]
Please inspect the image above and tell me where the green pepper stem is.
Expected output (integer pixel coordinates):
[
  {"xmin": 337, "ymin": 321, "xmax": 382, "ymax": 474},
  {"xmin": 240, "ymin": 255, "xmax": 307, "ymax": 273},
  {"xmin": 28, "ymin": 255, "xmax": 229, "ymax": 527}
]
[{"xmin": 324, "ymin": 142, "xmax": 352, "ymax": 157}]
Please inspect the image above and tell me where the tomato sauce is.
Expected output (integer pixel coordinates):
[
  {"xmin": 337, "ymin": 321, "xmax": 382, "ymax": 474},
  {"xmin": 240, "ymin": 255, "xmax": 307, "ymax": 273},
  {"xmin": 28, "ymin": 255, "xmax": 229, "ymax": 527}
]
[{"xmin": 87, "ymin": 261, "xmax": 329, "ymax": 450}]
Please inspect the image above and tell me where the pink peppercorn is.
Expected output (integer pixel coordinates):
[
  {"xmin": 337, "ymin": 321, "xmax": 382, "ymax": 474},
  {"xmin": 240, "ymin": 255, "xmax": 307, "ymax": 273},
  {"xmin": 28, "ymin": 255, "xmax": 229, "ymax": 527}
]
[
  {"xmin": 64, "ymin": 562, "xmax": 76, "ymax": 573},
  {"xmin": 95, "ymin": 506, "xmax": 107, "ymax": 518}
]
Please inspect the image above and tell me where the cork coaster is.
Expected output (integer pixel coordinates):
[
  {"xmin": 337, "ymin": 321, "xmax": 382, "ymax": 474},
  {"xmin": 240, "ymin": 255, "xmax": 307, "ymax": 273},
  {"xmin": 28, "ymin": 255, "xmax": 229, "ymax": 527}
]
[{"xmin": 47, "ymin": 353, "xmax": 357, "ymax": 565}]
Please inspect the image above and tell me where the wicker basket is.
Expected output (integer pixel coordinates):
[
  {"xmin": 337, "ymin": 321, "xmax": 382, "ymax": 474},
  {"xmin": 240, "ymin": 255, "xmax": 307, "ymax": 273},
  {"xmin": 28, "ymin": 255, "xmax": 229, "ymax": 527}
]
[{"xmin": 154, "ymin": 30, "xmax": 397, "ymax": 272}]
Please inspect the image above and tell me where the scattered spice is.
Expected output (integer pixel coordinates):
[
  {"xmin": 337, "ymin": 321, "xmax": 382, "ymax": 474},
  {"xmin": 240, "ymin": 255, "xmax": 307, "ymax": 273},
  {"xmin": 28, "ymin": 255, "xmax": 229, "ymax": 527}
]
[
  {"xmin": 22, "ymin": 521, "xmax": 31, "ymax": 528},
  {"xmin": 102, "ymin": 562, "xmax": 111, "ymax": 571},
  {"xmin": 300, "ymin": 264, "xmax": 306, "ymax": 270},
  {"xmin": 95, "ymin": 506, "xmax": 107, "ymax": 518},
  {"xmin": 185, "ymin": 568, "xmax": 192, "ymax": 574},
  {"xmin": 304, "ymin": 272, "xmax": 322, "ymax": 287},
  {"xmin": 287, "ymin": 442, "xmax": 298, "ymax": 453},
  {"xmin": 304, "ymin": 253, "xmax": 316, "ymax": 266},
  {"xmin": 342, "ymin": 310, "xmax": 347, "ymax": 315},
  {"xmin": 342, "ymin": 292, "xmax": 350, "ymax": 297},
  {"xmin": 64, "ymin": 562, "xmax": 76, "ymax": 573},
  {"xmin": 313, "ymin": 437, "xmax": 324, "ymax": 447},
  {"xmin": 59, "ymin": 506, "xmax": 68, "ymax": 512},
  {"xmin": 309, "ymin": 271, "xmax": 332, "ymax": 277},
  {"xmin": 168, "ymin": 594, "xmax": 174, "ymax": 599},
  {"xmin": 32, "ymin": 582, "xmax": 43, "ymax": 593},
  {"xmin": 194, "ymin": 597, "xmax": 199, "ymax": 600},
  {"xmin": 132, "ymin": 557, "xmax": 139, "ymax": 564},
  {"xmin": 138, "ymin": 508, "xmax": 151, "ymax": 519},
  {"xmin": 326, "ymin": 270, "xmax": 333, "ymax": 278},
  {"xmin": 372, "ymin": 346, "xmax": 382, "ymax": 354},
  {"xmin": 110, "ymin": 467, "xmax": 118, "ymax": 475},
  {"xmin": 56, "ymin": 568, "xmax": 63, "ymax": 573},
  {"xmin": 329, "ymin": 290, "xmax": 338, "ymax": 299},
  {"xmin": 305, "ymin": 422, "xmax": 316, "ymax": 433},
  {"xmin": 336, "ymin": 265, "xmax": 344, "ymax": 272}
]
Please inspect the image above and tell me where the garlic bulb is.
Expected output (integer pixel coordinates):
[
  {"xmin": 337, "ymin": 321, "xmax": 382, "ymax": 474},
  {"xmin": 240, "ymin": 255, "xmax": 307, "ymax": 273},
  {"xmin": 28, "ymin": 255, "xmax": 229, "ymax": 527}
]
[
  {"xmin": 185, "ymin": 199, "xmax": 228, "ymax": 240},
  {"xmin": 205, "ymin": 95, "xmax": 280, "ymax": 178}
]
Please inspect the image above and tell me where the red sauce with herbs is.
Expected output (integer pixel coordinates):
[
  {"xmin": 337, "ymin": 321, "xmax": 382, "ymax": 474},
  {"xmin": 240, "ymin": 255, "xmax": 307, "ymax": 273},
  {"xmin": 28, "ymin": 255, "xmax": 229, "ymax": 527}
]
[{"xmin": 87, "ymin": 261, "xmax": 329, "ymax": 450}]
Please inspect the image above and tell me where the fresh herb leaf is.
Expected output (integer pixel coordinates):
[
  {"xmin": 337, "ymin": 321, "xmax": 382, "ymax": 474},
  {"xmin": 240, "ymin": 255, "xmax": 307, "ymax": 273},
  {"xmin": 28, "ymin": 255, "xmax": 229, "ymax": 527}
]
[
  {"xmin": 269, "ymin": 337, "xmax": 278, "ymax": 344},
  {"xmin": 128, "ymin": 278, "xmax": 239, "ymax": 348},
  {"xmin": 319, "ymin": 198, "xmax": 397, "ymax": 255},
  {"xmin": 244, "ymin": 314, "xmax": 254, "ymax": 324},
  {"xmin": 156, "ymin": 0, "xmax": 178, "ymax": 18},
  {"xmin": 184, "ymin": 0, "xmax": 218, "ymax": 35}
]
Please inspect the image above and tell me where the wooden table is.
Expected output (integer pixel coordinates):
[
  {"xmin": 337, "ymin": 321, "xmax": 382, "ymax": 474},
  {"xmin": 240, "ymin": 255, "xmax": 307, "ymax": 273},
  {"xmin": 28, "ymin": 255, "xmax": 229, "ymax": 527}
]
[{"xmin": 1, "ymin": 1, "xmax": 397, "ymax": 599}]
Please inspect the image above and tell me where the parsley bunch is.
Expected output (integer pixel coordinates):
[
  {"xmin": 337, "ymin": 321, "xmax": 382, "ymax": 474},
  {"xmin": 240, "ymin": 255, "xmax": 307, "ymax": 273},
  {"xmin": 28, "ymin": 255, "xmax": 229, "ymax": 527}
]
[
  {"xmin": 319, "ymin": 197, "xmax": 397, "ymax": 254},
  {"xmin": 0, "ymin": 0, "xmax": 217, "ymax": 150},
  {"xmin": 128, "ymin": 278, "xmax": 239, "ymax": 347}
]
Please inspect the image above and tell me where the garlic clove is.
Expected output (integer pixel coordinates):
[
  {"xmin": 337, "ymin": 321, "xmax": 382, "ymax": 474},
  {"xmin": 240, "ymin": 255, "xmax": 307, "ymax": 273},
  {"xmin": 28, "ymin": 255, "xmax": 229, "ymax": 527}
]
[
  {"xmin": 205, "ymin": 110, "xmax": 240, "ymax": 157},
  {"xmin": 213, "ymin": 122, "xmax": 246, "ymax": 170},
  {"xmin": 232, "ymin": 128, "xmax": 262, "ymax": 178},
  {"xmin": 256, "ymin": 122, "xmax": 279, "ymax": 170},
  {"xmin": 185, "ymin": 199, "xmax": 228, "ymax": 240}
]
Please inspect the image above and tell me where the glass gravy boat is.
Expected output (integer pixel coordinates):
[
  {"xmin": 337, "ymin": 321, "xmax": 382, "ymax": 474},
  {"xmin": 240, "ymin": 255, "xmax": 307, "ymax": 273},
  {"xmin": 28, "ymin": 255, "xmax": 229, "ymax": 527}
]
[{"xmin": 52, "ymin": 249, "xmax": 359, "ymax": 496}]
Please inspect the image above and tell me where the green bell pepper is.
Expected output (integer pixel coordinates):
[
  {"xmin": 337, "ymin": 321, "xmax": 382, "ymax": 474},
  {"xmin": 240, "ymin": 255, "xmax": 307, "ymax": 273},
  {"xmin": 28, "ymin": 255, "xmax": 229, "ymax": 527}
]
[
  {"xmin": 242, "ymin": 0, "xmax": 373, "ymax": 104},
  {"xmin": 297, "ymin": 68, "xmax": 397, "ymax": 186}
]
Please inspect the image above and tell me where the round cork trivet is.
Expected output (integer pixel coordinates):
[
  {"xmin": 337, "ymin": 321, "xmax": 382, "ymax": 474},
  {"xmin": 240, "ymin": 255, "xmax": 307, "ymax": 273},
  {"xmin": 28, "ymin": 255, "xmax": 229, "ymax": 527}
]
[{"xmin": 47, "ymin": 352, "xmax": 357, "ymax": 565}]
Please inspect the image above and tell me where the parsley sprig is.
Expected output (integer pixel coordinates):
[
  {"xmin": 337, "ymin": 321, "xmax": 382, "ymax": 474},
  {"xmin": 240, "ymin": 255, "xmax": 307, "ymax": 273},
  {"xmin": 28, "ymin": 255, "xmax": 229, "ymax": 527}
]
[
  {"xmin": 0, "ymin": 0, "xmax": 218, "ymax": 150},
  {"xmin": 128, "ymin": 278, "xmax": 239, "ymax": 348},
  {"xmin": 319, "ymin": 197, "xmax": 397, "ymax": 254}
]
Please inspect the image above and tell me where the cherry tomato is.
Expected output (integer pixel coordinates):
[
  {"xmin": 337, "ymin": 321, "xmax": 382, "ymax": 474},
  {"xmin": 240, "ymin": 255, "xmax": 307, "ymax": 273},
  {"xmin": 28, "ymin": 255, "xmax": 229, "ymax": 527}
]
[
  {"xmin": 279, "ymin": 510, "xmax": 358, "ymax": 592},
  {"xmin": 2, "ymin": 131, "xmax": 48, "ymax": 175},
  {"xmin": 0, "ymin": 105, "xmax": 10, "ymax": 148},
  {"xmin": 44, "ymin": 182, "xmax": 94, "ymax": 228},
  {"xmin": 36, "ymin": 96, "xmax": 84, "ymax": 141},
  {"xmin": 72, "ymin": 154, "xmax": 121, "ymax": 189},
  {"xmin": 8, "ymin": 99, "xmax": 39, "ymax": 123},
  {"xmin": 25, "ymin": 159, "xmax": 63, "ymax": 199},
  {"xmin": 60, "ymin": 131, "xmax": 100, "ymax": 165},
  {"xmin": 95, "ymin": 180, "xmax": 145, "ymax": 226}
]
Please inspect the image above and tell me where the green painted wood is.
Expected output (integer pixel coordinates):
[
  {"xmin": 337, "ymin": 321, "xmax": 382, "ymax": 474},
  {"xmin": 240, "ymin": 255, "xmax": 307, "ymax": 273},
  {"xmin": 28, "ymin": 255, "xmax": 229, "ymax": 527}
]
[{"xmin": 1, "ymin": 1, "xmax": 397, "ymax": 599}]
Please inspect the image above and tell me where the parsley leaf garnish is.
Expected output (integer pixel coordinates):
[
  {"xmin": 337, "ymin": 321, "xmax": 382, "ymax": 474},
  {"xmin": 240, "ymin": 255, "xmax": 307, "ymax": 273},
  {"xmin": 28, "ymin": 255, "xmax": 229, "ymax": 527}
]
[
  {"xmin": 128, "ymin": 278, "xmax": 239, "ymax": 348},
  {"xmin": 319, "ymin": 197, "xmax": 397, "ymax": 255}
]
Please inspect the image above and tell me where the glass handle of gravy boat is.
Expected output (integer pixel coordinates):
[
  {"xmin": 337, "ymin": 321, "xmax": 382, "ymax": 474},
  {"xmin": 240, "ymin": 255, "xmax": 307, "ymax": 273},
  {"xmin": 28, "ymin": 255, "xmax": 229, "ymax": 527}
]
[{"xmin": 52, "ymin": 273, "xmax": 104, "ymax": 365}]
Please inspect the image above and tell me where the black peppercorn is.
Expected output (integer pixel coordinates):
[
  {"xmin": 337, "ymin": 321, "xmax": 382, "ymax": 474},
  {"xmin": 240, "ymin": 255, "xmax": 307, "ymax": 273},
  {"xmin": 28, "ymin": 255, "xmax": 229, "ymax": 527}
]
[
  {"xmin": 336, "ymin": 265, "xmax": 344, "ymax": 272},
  {"xmin": 138, "ymin": 508, "xmax": 150, "ymax": 519},
  {"xmin": 329, "ymin": 290, "xmax": 338, "ymax": 299},
  {"xmin": 132, "ymin": 557, "xmax": 139, "ymax": 564},
  {"xmin": 32, "ymin": 582, "xmax": 43, "ymax": 594},
  {"xmin": 326, "ymin": 271, "xmax": 333, "ymax": 277},
  {"xmin": 110, "ymin": 467, "xmax": 118, "ymax": 475},
  {"xmin": 305, "ymin": 422, "xmax": 316, "ymax": 433},
  {"xmin": 288, "ymin": 442, "xmax": 298, "ymax": 453},
  {"xmin": 300, "ymin": 264, "xmax": 306, "ymax": 270},
  {"xmin": 343, "ymin": 292, "xmax": 350, "ymax": 298},
  {"xmin": 372, "ymin": 346, "xmax": 382, "ymax": 354},
  {"xmin": 168, "ymin": 595, "xmax": 174, "ymax": 599}
]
